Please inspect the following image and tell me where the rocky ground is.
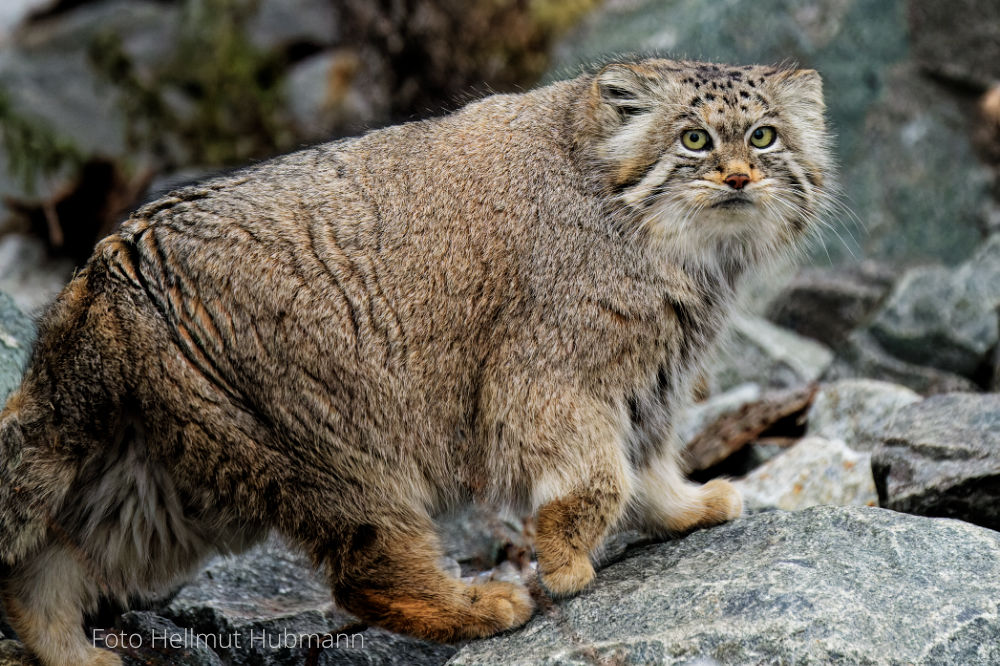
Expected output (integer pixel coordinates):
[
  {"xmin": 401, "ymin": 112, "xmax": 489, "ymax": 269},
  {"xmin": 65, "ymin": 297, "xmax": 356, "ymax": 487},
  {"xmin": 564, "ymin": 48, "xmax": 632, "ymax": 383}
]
[{"xmin": 2, "ymin": 0, "xmax": 1000, "ymax": 664}]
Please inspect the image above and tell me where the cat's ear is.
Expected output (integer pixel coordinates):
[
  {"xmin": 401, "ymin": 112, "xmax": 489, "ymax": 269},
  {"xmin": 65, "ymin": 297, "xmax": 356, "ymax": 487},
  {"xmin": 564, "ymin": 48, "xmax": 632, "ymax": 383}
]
[
  {"xmin": 592, "ymin": 63, "xmax": 660, "ymax": 122},
  {"xmin": 779, "ymin": 69, "xmax": 825, "ymax": 111}
]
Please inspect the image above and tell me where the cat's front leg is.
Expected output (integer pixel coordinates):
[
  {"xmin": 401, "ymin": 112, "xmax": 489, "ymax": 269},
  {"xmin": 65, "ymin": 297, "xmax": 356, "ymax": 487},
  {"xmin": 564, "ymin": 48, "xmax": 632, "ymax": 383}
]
[
  {"xmin": 634, "ymin": 449, "xmax": 743, "ymax": 537},
  {"xmin": 521, "ymin": 397, "xmax": 633, "ymax": 598}
]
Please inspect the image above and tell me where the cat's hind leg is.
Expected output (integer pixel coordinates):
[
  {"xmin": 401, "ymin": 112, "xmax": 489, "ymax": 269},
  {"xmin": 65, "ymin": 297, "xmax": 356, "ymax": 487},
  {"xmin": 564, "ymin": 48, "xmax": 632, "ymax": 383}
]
[
  {"xmin": 633, "ymin": 448, "xmax": 742, "ymax": 536},
  {"xmin": 322, "ymin": 513, "xmax": 534, "ymax": 642}
]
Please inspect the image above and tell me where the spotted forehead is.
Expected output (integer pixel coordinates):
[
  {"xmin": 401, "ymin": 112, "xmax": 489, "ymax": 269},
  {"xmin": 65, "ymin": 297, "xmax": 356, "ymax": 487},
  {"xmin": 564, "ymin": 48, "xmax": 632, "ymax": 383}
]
[{"xmin": 671, "ymin": 64, "xmax": 778, "ymax": 129}]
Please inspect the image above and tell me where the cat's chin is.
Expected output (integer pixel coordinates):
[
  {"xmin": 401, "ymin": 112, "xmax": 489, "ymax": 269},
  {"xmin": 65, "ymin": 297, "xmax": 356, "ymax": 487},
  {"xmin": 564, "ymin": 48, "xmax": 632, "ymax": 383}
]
[{"xmin": 709, "ymin": 195, "xmax": 752, "ymax": 209}]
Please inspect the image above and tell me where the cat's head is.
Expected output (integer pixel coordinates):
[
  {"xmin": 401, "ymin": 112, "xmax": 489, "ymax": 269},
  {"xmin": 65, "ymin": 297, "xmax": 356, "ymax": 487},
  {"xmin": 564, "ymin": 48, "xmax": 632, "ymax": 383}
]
[{"xmin": 576, "ymin": 57, "xmax": 834, "ymax": 271}]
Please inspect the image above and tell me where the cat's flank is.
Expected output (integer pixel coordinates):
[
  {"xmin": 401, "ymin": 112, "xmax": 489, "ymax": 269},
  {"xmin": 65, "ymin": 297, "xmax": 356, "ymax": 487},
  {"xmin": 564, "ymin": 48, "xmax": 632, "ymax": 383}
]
[{"xmin": 0, "ymin": 57, "xmax": 831, "ymax": 665}]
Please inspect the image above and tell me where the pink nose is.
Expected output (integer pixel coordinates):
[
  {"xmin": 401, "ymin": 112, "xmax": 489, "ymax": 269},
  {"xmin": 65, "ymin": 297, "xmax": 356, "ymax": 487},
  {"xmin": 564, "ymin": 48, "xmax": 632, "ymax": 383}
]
[{"xmin": 724, "ymin": 173, "xmax": 750, "ymax": 190}]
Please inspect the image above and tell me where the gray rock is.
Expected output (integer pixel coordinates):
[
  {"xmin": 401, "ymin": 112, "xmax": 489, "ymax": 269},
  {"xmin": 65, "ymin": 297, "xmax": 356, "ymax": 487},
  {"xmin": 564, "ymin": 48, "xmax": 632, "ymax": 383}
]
[
  {"xmin": 549, "ymin": 0, "xmax": 991, "ymax": 266},
  {"xmin": 437, "ymin": 504, "xmax": 529, "ymax": 577},
  {"xmin": 765, "ymin": 262, "xmax": 895, "ymax": 348},
  {"xmin": 733, "ymin": 436, "xmax": 878, "ymax": 511},
  {"xmin": 108, "ymin": 612, "xmax": 224, "ymax": 666},
  {"xmin": 248, "ymin": 0, "xmax": 340, "ymax": 52},
  {"xmin": 452, "ymin": 506, "xmax": 1000, "ymax": 665},
  {"xmin": 0, "ymin": 233, "xmax": 72, "ymax": 316},
  {"xmin": 806, "ymin": 378, "xmax": 921, "ymax": 449},
  {"xmin": 908, "ymin": 0, "xmax": 1000, "ymax": 87},
  {"xmin": 710, "ymin": 314, "xmax": 833, "ymax": 393},
  {"xmin": 284, "ymin": 49, "xmax": 389, "ymax": 141},
  {"xmin": 871, "ymin": 392, "xmax": 1000, "ymax": 530},
  {"xmin": 824, "ymin": 329, "xmax": 980, "ymax": 395},
  {"xmin": 0, "ymin": 0, "xmax": 178, "ymax": 194},
  {"xmin": 0, "ymin": 291, "xmax": 34, "ymax": 407},
  {"xmin": 868, "ymin": 235, "xmax": 1000, "ymax": 378},
  {"xmin": 164, "ymin": 536, "xmax": 454, "ymax": 665}
]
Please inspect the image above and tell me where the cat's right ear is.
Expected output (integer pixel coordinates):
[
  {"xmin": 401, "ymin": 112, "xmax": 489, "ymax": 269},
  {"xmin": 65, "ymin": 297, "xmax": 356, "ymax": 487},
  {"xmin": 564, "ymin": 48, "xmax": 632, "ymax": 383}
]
[{"xmin": 592, "ymin": 63, "xmax": 658, "ymax": 123}]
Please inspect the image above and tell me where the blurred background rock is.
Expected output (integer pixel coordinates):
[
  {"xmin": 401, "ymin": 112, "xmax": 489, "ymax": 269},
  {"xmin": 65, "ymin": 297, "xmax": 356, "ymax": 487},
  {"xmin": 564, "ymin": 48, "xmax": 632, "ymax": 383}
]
[{"xmin": 0, "ymin": 0, "xmax": 599, "ymax": 312}]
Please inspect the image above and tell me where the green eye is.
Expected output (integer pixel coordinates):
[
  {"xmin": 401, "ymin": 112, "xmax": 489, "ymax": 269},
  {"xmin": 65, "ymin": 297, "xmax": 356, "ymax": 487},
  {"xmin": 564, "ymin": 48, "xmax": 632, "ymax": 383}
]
[
  {"xmin": 681, "ymin": 129, "xmax": 711, "ymax": 151},
  {"xmin": 750, "ymin": 126, "xmax": 777, "ymax": 148}
]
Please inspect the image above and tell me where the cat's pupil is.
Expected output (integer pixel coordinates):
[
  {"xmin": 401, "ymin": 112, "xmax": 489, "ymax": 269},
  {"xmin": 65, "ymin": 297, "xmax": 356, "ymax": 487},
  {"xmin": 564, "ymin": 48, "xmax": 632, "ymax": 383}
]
[
  {"xmin": 753, "ymin": 129, "xmax": 764, "ymax": 139},
  {"xmin": 689, "ymin": 132, "xmax": 699, "ymax": 141}
]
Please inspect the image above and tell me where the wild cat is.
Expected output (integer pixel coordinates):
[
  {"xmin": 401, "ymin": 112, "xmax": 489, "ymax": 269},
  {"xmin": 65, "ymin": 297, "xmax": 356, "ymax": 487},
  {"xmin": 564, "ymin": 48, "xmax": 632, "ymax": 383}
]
[{"xmin": 0, "ymin": 57, "xmax": 831, "ymax": 665}]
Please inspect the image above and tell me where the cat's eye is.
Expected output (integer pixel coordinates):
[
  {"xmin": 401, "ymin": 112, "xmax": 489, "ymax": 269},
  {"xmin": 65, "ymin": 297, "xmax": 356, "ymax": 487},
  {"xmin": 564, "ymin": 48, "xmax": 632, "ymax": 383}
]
[
  {"xmin": 681, "ymin": 129, "xmax": 711, "ymax": 151},
  {"xmin": 750, "ymin": 126, "xmax": 777, "ymax": 149}
]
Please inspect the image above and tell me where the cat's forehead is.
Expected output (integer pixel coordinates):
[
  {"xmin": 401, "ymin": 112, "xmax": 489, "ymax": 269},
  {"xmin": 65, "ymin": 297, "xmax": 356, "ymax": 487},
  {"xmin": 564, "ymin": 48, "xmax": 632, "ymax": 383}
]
[
  {"xmin": 655, "ymin": 60, "xmax": 781, "ymax": 125},
  {"xmin": 688, "ymin": 67, "xmax": 775, "ymax": 122}
]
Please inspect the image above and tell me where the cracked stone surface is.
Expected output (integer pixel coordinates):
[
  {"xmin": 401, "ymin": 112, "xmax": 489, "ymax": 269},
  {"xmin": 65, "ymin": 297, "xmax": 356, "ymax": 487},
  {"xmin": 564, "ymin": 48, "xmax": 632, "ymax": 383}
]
[
  {"xmin": 871, "ymin": 393, "xmax": 1000, "ymax": 530},
  {"xmin": 449, "ymin": 506, "xmax": 1000, "ymax": 665}
]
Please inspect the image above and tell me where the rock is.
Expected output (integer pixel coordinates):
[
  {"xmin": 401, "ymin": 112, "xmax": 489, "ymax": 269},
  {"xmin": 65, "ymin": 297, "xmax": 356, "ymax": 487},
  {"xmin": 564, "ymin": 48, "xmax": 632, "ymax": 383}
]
[
  {"xmin": 675, "ymin": 383, "xmax": 762, "ymax": 446},
  {"xmin": 824, "ymin": 329, "xmax": 980, "ymax": 395},
  {"xmin": 908, "ymin": 0, "xmax": 1000, "ymax": 87},
  {"xmin": 247, "ymin": 0, "xmax": 340, "ymax": 52},
  {"xmin": 734, "ymin": 436, "xmax": 878, "ymax": 511},
  {"xmin": 871, "ymin": 392, "xmax": 1000, "ymax": 530},
  {"xmin": 163, "ymin": 536, "xmax": 454, "ymax": 665},
  {"xmin": 710, "ymin": 314, "xmax": 833, "ymax": 393},
  {"xmin": 805, "ymin": 378, "xmax": 921, "ymax": 448},
  {"xmin": 868, "ymin": 235, "xmax": 1000, "ymax": 379},
  {"xmin": 0, "ymin": 0, "xmax": 50, "ymax": 45},
  {"xmin": 0, "ymin": 291, "xmax": 34, "ymax": 406},
  {"xmin": 106, "ymin": 612, "xmax": 224, "ymax": 666},
  {"xmin": 437, "ymin": 504, "xmax": 529, "ymax": 577},
  {"xmin": 0, "ymin": 233, "xmax": 72, "ymax": 315},
  {"xmin": 549, "ymin": 0, "xmax": 992, "ymax": 266},
  {"xmin": 0, "ymin": 0, "xmax": 176, "ymax": 177},
  {"xmin": 284, "ymin": 49, "xmax": 389, "ymax": 141},
  {"xmin": 765, "ymin": 262, "xmax": 895, "ymax": 348},
  {"xmin": 452, "ymin": 506, "xmax": 1000, "ymax": 665}
]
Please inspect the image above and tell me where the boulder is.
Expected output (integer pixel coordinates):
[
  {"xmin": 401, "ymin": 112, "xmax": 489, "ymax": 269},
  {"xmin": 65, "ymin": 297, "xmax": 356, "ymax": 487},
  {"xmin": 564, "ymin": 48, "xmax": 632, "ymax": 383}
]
[
  {"xmin": 0, "ymin": 233, "xmax": 72, "ymax": 315},
  {"xmin": 549, "ymin": 0, "xmax": 992, "ymax": 266},
  {"xmin": 765, "ymin": 262, "xmax": 895, "ymax": 348},
  {"xmin": 871, "ymin": 392, "xmax": 1000, "ymax": 530},
  {"xmin": 824, "ymin": 329, "xmax": 980, "ymax": 395},
  {"xmin": 710, "ymin": 314, "xmax": 833, "ymax": 393},
  {"xmin": 733, "ymin": 436, "xmax": 878, "ymax": 511},
  {"xmin": 805, "ymin": 378, "xmax": 921, "ymax": 448},
  {"xmin": 868, "ymin": 235, "xmax": 1000, "ymax": 379},
  {"xmin": 908, "ymin": 0, "xmax": 1000, "ymax": 87},
  {"xmin": 452, "ymin": 506, "xmax": 1000, "ymax": 665},
  {"xmin": 0, "ymin": 291, "xmax": 34, "ymax": 406},
  {"xmin": 247, "ymin": 0, "xmax": 340, "ymax": 52}
]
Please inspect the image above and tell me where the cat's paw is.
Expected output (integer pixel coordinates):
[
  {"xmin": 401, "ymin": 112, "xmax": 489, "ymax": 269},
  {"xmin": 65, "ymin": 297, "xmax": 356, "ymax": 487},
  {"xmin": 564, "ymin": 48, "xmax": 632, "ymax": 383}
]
[
  {"xmin": 700, "ymin": 478, "xmax": 743, "ymax": 525},
  {"xmin": 539, "ymin": 551, "xmax": 595, "ymax": 598},
  {"xmin": 86, "ymin": 648, "xmax": 124, "ymax": 666},
  {"xmin": 468, "ymin": 580, "xmax": 535, "ymax": 635}
]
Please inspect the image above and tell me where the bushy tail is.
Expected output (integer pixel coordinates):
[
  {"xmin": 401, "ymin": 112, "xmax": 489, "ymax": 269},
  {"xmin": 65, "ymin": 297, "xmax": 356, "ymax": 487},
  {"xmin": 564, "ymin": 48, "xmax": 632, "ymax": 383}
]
[{"xmin": 0, "ymin": 392, "xmax": 75, "ymax": 566}]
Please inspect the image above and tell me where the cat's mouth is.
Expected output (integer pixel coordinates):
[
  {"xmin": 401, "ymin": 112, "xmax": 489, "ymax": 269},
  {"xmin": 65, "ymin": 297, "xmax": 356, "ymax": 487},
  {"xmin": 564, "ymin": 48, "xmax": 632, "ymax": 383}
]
[{"xmin": 711, "ymin": 195, "xmax": 753, "ymax": 209}]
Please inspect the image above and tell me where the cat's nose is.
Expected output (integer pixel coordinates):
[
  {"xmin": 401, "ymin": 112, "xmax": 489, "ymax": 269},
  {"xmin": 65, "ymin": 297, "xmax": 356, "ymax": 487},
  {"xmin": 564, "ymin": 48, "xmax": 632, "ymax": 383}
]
[{"xmin": 724, "ymin": 173, "xmax": 750, "ymax": 190}]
